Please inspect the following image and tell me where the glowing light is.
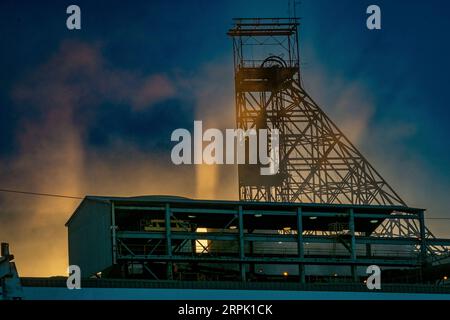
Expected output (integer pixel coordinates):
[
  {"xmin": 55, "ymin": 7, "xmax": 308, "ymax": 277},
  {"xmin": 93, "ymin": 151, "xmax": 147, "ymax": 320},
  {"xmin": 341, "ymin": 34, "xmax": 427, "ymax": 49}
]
[
  {"xmin": 309, "ymin": 216, "xmax": 317, "ymax": 220},
  {"xmin": 370, "ymin": 219, "xmax": 378, "ymax": 224},
  {"xmin": 254, "ymin": 214, "xmax": 262, "ymax": 218},
  {"xmin": 195, "ymin": 228, "xmax": 208, "ymax": 253},
  {"xmin": 229, "ymin": 225, "xmax": 237, "ymax": 230},
  {"xmin": 283, "ymin": 272, "xmax": 289, "ymax": 277}
]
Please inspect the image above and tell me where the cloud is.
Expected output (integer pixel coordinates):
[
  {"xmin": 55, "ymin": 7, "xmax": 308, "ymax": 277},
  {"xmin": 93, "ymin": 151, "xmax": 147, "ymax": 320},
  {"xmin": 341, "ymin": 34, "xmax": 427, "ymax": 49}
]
[
  {"xmin": 12, "ymin": 41, "xmax": 177, "ymax": 113},
  {"xmin": 132, "ymin": 74, "xmax": 176, "ymax": 110},
  {"xmin": 0, "ymin": 41, "xmax": 241, "ymax": 276}
]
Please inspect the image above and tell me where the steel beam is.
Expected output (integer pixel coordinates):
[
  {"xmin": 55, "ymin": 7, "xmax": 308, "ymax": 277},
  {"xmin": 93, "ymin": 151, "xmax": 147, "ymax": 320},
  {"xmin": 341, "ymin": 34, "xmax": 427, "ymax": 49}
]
[
  {"xmin": 349, "ymin": 208, "xmax": 358, "ymax": 281},
  {"xmin": 171, "ymin": 208, "xmax": 236, "ymax": 215},
  {"xmin": 354, "ymin": 213, "xmax": 418, "ymax": 220},
  {"xmin": 111, "ymin": 202, "xmax": 117, "ymax": 265},
  {"xmin": 238, "ymin": 206, "xmax": 246, "ymax": 281},
  {"xmin": 165, "ymin": 203, "xmax": 173, "ymax": 280},
  {"xmin": 297, "ymin": 207, "xmax": 305, "ymax": 283},
  {"xmin": 418, "ymin": 210, "xmax": 426, "ymax": 265},
  {"xmin": 116, "ymin": 231, "xmax": 424, "ymax": 246},
  {"xmin": 115, "ymin": 206, "xmax": 164, "ymax": 211},
  {"xmin": 117, "ymin": 254, "xmax": 419, "ymax": 267}
]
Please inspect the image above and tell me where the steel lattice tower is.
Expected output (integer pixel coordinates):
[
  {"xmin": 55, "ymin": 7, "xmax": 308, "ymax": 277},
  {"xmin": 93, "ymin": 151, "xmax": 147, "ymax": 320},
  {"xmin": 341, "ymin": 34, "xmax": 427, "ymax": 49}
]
[
  {"xmin": 228, "ymin": 18, "xmax": 448, "ymax": 256},
  {"xmin": 228, "ymin": 18, "xmax": 403, "ymax": 205}
]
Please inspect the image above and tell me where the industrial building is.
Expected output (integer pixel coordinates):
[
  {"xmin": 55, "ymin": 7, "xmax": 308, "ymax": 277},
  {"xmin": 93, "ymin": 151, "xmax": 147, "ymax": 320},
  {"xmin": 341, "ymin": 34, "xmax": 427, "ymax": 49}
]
[
  {"xmin": 2, "ymin": 17, "xmax": 450, "ymax": 300},
  {"xmin": 64, "ymin": 195, "xmax": 450, "ymax": 285},
  {"xmin": 60, "ymin": 17, "xmax": 450, "ymax": 294}
]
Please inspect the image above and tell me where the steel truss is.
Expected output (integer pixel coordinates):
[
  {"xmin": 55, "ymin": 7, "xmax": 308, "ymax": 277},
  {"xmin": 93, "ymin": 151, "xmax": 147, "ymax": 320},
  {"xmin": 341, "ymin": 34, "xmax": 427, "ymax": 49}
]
[
  {"xmin": 228, "ymin": 18, "xmax": 449, "ymax": 259},
  {"xmin": 110, "ymin": 199, "xmax": 450, "ymax": 282}
]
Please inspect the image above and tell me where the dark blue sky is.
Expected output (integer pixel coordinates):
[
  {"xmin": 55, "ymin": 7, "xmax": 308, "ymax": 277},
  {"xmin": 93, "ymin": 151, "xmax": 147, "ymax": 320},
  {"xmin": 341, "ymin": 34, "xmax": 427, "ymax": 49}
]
[
  {"xmin": 1, "ymin": 0, "xmax": 449, "ymax": 157},
  {"xmin": 0, "ymin": 0, "xmax": 449, "ymax": 240}
]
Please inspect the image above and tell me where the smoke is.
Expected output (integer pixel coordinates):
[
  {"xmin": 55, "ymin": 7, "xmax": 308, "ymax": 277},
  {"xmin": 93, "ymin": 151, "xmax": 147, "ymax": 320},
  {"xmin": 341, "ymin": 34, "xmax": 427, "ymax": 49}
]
[
  {"xmin": 0, "ymin": 41, "xmax": 194, "ymax": 276},
  {"xmin": 303, "ymin": 62, "xmax": 375, "ymax": 146},
  {"xmin": 303, "ymin": 55, "xmax": 450, "ymax": 238},
  {"xmin": 132, "ymin": 74, "xmax": 176, "ymax": 111},
  {"xmin": 0, "ymin": 41, "xmax": 240, "ymax": 276},
  {"xmin": 177, "ymin": 61, "xmax": 237, "ymax": 200}
]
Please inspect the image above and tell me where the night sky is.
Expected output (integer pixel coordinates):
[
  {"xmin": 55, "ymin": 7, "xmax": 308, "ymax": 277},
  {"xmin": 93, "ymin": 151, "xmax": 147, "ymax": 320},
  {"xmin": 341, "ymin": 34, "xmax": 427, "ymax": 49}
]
[{"xmin": 0, "ymin": 0, "xmax": 449, "ymax": 276}]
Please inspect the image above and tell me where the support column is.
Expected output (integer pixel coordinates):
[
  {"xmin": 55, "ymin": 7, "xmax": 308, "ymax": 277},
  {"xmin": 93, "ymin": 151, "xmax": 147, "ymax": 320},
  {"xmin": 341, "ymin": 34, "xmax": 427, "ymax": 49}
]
[
  {"xmin": 238, "ymin": 206, "xmax": 246, "ymax": 282},
  {"xmin": 349, "ymin": 208, "xmax": 358, "ymax": 282},
  {"xmin": 191, "ymin": 226, "xmax": 197, "ymax": 254},
  {"xmin": 111, "ymin": 202, "xmax": 117, "ymax": 265},
  {"xmin": 365, "ymin": 232, "xmax": 372, "ymax": 258},
  {"xmin": 296, "ymin": 207, "xmax": 305, "ymax": 283},
  {"xmin": 165, "ymin": 203, "xmax": 173, "ymax": 280},
  {"xmin": 418, "ymin": 210, "xmax": 427, "ymax": 265},
  {"xmin": 249, "ymin": 234, "xmax": 255, "ymax": 276}
]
